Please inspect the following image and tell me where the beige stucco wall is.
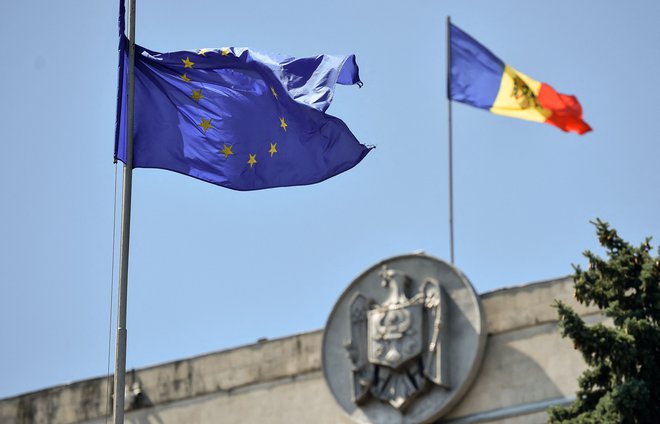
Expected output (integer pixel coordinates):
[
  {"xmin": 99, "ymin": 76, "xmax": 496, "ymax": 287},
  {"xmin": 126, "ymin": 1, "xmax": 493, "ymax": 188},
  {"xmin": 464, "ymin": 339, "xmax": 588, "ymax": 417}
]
[{"xmin": 0, "ymin": 277, "xmax": 599, "ymax": 424}]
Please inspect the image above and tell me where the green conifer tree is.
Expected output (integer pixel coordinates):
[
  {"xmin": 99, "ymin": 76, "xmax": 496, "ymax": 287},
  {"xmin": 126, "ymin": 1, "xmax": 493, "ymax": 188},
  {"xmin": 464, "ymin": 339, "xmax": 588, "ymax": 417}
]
[{"xmin": 548, "ymin": 219, "xmax": 660, "ymax": 424}]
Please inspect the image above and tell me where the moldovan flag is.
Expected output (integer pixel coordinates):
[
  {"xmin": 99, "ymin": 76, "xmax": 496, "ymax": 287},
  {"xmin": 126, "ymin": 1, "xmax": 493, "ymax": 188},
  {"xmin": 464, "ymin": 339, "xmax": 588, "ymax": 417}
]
[{"xmin": 449, "ymin": 23, "xmax": 591, "ymax": 135}]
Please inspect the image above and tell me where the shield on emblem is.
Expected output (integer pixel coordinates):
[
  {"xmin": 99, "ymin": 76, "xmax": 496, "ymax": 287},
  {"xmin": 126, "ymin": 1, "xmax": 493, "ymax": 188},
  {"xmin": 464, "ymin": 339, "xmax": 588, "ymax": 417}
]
[{"xmin": 367, "ymin": 303, "xmax": 423, "ymax": 369}]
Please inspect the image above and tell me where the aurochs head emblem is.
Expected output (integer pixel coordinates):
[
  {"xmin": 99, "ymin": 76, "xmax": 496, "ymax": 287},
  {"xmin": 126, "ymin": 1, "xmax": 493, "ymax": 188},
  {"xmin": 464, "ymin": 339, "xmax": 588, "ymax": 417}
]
[
  {"xmin": 345, "ymin": 266, "xmax": 448, "ymax": 410},
  {"xmin": 322, "ymin": 254, "xmax": 486, "ymax": 424},
  {"xmin": 511, "ymin": 75, "xmax": 540, "ymax": 109}
]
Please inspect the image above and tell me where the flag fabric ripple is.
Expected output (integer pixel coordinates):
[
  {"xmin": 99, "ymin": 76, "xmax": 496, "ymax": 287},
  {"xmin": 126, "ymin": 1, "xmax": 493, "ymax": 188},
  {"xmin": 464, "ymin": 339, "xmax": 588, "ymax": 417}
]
[
  {"xmin": 115, "ymin": 38, "xmax": 372, "ymax": 191},
  {"xmin": 449, "ymin": 23, "xmax": 591, "ymax": 135}
]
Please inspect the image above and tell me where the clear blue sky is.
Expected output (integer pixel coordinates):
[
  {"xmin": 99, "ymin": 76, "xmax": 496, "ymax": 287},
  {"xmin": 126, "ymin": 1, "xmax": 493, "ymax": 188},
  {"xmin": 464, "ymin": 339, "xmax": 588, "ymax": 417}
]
[{"xmin": 2, "ymin": 0, "xmax": 660, "ymax": 399}]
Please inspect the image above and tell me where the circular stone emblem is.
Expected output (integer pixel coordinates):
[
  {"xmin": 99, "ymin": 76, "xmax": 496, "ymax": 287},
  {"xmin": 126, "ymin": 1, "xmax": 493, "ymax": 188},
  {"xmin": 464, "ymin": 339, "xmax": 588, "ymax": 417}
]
[{"xmin": 322, "ymin": 254, "xmax": 486, "ymax": 424}]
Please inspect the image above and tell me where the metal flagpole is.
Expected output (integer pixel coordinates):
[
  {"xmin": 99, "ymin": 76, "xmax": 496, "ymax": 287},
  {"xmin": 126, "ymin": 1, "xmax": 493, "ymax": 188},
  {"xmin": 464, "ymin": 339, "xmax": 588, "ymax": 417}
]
[
  {"xmin": 113, "ymin": 0, "xmax": 136, "ymax": 422},
  {"xmin": 446, "ymin": 16, "xmax": 455, "ymax": 265}
]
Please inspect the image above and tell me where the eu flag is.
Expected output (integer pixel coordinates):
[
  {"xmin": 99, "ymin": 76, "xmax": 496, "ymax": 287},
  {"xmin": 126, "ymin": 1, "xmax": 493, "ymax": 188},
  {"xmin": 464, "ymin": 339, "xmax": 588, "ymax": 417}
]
[{"xmin": 115, "ymin": 39, "xmax": 372, "ymax": 190}]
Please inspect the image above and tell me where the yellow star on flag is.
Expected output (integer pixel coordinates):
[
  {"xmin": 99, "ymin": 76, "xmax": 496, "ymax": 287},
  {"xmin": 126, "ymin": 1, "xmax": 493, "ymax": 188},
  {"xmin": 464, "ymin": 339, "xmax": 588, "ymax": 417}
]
[
  {"xmin": 247, "ymin": 154, "xmax": 257, "ymax": 168},
  {"xmin": 269, "ymin": 143, "xmax": 278, "ymax": 157},
  {"xmin": 199, "ymin": 118, "xmax": 212, "ymax": 132},
  {"xmin": 191, "ymin": 89, "xmax": 204, "ymax": 102},
  {"xmin": 220, "ymin": 144, "xmax": 234, "ymax": 159},
  {"xmin": 270, "ymin": 86, "xmax": 278, "ymax": 99},
  {"xmin": 221, "ymin": 48, "xmax": 231, "ymax": 56},
  {"xmin": 197, "ymin": 48, "xmax": 211, "ymax": 56},
  {"xmin": 280, "ymin": 117, "xmax": 287, "ymax": 132},
  {"xmin": 181, "ymin": 73, "xmax": 191, "ymax": 83},
  {"xmin": 182, "ymin": 57, "xmax": 194, "ymax": 68}
]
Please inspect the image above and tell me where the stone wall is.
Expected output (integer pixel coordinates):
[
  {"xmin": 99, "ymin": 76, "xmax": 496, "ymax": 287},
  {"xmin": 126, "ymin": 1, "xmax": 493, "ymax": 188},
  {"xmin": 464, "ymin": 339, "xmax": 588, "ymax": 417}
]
[{"xmin": 0, "ymin": 277, "xmax": 598, "ymax": 424}]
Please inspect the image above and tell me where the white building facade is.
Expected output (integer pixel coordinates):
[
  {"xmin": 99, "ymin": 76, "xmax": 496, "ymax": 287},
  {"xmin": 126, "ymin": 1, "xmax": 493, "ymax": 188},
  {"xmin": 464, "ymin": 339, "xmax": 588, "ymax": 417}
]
[{"xmin": 0, "ymin": 277, "xmax": 597, "ymax": 424}]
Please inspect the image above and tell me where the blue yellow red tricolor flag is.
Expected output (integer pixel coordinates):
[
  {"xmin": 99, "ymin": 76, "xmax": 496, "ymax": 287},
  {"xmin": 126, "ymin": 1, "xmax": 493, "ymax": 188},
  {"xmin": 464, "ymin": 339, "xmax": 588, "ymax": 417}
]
[
  {"xmin": 449, "ymin": 23, "xmax": 591, "ymax": 135},
  {"xmin": 114, "ymin": 3, "xmax": 372, "ymax": 191}
]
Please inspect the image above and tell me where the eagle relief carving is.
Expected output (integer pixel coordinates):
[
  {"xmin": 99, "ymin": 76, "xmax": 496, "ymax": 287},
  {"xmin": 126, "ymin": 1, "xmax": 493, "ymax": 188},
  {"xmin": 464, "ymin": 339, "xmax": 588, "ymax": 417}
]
[{"xmin": 344, "ymin": 266, "xmax": 449, "ymax": 410}]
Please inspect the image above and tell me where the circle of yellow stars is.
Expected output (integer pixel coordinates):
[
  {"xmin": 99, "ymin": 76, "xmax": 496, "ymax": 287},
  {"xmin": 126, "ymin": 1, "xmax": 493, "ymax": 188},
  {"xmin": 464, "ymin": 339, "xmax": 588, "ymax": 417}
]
[{"xmin": 179, "ymin": 50, "xmax": 288, "ymax": 171}]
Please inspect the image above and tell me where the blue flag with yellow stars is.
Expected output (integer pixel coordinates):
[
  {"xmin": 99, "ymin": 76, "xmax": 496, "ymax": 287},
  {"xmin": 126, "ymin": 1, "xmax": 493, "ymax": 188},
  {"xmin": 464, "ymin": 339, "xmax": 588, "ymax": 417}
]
[{"xmin": 115, "ymin": 35, "xmax": 372, "ymax": 190}]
